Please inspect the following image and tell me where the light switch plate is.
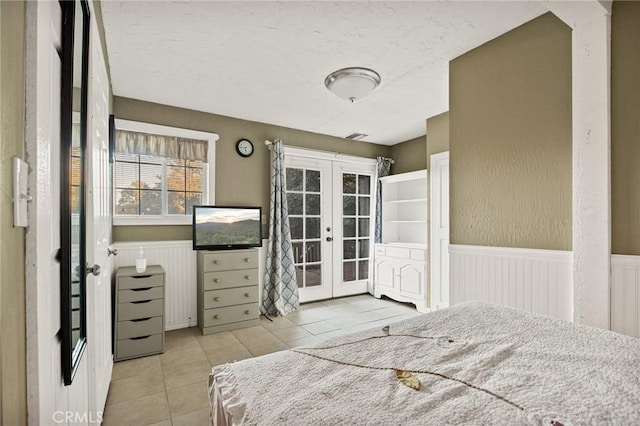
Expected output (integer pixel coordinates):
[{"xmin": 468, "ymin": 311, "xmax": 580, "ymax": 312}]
[{"xmin": 13, "ymin": 156, "xmax": 29, "ymax": 227}]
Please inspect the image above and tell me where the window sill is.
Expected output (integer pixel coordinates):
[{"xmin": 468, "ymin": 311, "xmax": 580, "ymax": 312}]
[{"xmin": 113, "ymin": 216, "xmax": 192, "ymax": 226}]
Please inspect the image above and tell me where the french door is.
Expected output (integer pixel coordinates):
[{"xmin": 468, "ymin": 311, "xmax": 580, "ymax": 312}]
[{"xmin": 284, "ymin": 149, "xmax": 376, "ymax": 303}]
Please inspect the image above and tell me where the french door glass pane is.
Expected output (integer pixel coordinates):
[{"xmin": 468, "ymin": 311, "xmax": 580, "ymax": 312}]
[
  {"xmin": 306, "ymin": 265, "xmax": 321, "ymax": 286},
  {"xmin": 290, "ymin": 217, "xmax": 303, "ymax": 239},
  {"xmin": 305, "ymin": 170, "xmax": 320, "ymax": 192},
  {"xmin": 306, "ymin": 194, "xmax": 320, "ymax": 215},
  {"xmin": 286, "ymin": 169, "xmax": 303, "ymax": 191},
  {"xmin": 343, "ymin": 218, "xmax": 356, "ymax": 238},
  {"xmin": 343, "ymin": 173, "xmax": 356, "ymax": 193},
  {"xmin": 343, "ymin": 261, "xmax": 356, "ymax": 281},
  {"xmin": 343, "ymin": 240, "xmax": 356, "ymax": 259},
  {"xmin": 287, "ymin": 193, "xmax": 303, "ymax": 215},
  {"xmin": 358, "ymin": 175, "xmax": 371, "ymax": 194},
  {"xmin": 306, "ymin": 218, "xmax": 320, "ymax": 239},
  {"xmin": 342, "ymin": 172, "xmax": 372, "ymax": 282},
  {"xmin": 287, "ymin": 166, "xmax": 322, "ymax": 290},
  {"xmin": 343, "ymin": 196, "xmax": 356, "ymax": 215}
]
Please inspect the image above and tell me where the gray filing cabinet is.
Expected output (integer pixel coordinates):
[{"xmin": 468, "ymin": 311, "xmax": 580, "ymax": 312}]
[
  {"xmin": 197, "ymin": 249, "xmax": 260, "ymax": 335},
  {"xmin": 114, "ymin": 265, "xmax": 165, "ymax": 361}
]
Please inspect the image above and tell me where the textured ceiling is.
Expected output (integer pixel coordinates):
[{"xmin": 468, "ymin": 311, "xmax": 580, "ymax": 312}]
[{"xmin": 101, "ymin": 1, "xmax": 549, "ymax": 145}]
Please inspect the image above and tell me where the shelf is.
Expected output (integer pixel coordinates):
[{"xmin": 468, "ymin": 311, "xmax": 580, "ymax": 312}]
[{"xmin": 383, "ymin": 198, "xmax": 427, "ymax": 204}]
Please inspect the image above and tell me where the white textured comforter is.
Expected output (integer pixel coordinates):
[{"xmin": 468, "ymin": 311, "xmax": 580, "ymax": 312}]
[{"xmin": 209, "ymin": 302, "xmax": 640, "ymax": 425}]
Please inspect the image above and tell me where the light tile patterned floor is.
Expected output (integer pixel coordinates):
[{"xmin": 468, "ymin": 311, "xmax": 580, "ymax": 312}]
[{"xmin": 102, "ymin": 294, "xmax": 420, "ymax": 426}]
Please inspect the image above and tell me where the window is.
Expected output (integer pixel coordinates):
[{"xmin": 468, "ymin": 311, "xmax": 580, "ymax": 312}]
[{"xmin": 113, "ymin": 120, "xmax": 218, "ymax": 225}]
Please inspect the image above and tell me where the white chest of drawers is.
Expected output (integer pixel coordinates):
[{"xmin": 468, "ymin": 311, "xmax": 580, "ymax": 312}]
[
  {"xmin": 197, "ymin": 249, "xmax": 260, "ymax": 335},
  {"xmin": 114, "ymin": 265, "xmax": 165, "ymax": 361}
]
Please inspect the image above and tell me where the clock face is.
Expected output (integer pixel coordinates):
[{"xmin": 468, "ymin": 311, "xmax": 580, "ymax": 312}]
[{"xmin": 236, "ymin": 139, "xmax": 254, "ymax": 157}]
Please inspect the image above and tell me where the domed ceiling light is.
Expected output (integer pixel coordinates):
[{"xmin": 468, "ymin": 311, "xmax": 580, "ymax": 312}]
[{"xmin": 324, "ymin": 67, "xmax": 381, "ymax": 103}]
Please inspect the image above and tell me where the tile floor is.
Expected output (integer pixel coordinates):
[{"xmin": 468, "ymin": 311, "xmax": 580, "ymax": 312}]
[{"xmin": 102, "ymin": 294, "xmax": 421, "ymax": 426}]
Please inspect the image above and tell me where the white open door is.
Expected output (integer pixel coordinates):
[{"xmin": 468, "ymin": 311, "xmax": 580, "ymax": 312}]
[
  {"xmin": 85, "ymin": 10, "xmax": 113, "ymax": 416},
  {"xmin": 430, "ymin": 151, "xmax": 450, "ymax": 310}
]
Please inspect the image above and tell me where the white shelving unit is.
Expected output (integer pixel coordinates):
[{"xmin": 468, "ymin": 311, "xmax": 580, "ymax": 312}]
[{"xmin": 374, "ymin": 170, "xmax": 429, "ymax": 312}]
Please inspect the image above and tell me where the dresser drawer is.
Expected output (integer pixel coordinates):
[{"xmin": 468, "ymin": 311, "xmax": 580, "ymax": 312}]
[
  {"xmin": 118, "ymin": 274, "xmax": 164, "ymax": 290},
  {"xmin": 118, "ymin": 299, "xmax": 163, "ymax": 321},
  {"xmin": 203, "ymin": 269, "xmax": 258, "ymax": 290},
  {"xmin": 204, "ymin": 286, "xmax": 258, "ymax": 309},
  {"xmin": 118, "ymin": 286, "xmax": 163, "ymax": 303},
  {"xmin": 117, "ymin": 316, "xmax": 163, "ymax": 340},
  {"xmin": 116, "ymin": 333, "xmax": 163, "ymax": 360},
  {"xmin": 203, "ymin": 304, "xmax": 259, "ymax": 327},
  {"xmin": 201, "ymin": 251, "xmax": 259, "ymax": 272}
]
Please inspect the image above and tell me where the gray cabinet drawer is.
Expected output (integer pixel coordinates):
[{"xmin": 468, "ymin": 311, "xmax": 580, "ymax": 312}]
[
  {"xmin": 204, "ymin": 286, "xmax": 258, "ymax": 309},
  {"xmin": 201, "ymin": 251, "xmax": 259, "ymax": 272},
  {"xmin": 118, "ymin": 299, "xmax": 163, "ymax": 321},
  {"xmin": 117, "ymin": 316, "xmax": 163, "ymax": 339},
  {"xmin": 116, "ymin": 334, "xmax": 163, "ymax": 360},
  {"xmin": 118, "ymin": 286, "xmax": 163, "ymax": 303},
  {"xmin": 203, "ymin": 304, "xmax": 259, "ymax": 327},
  {"xmin": 118, "ymin": 274, "xmax": 164, "ymax": 290},
  {"xmin": 203, "ymin": 269, "xmax": 258, "ymax": 290}
]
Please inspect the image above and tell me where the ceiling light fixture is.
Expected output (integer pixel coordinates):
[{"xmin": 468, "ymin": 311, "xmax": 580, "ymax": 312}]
[{"xmin": 325, "ymin": 67, "xmax": 381, "ymax": 103}]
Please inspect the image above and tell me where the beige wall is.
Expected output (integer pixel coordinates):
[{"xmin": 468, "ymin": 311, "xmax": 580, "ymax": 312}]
[
  {"xmin": 426, "ymin": 112, "xmax": 449, "ymax": 160},
  {"xmin": 389, "ymin": 135, "xmax": 426, "ymax": 174},
  {"xmin": 113, "ymin": 97, "xmax": 391, "ymax": 241},
  {"xmin": 611, "ymin": 0, "xmax": 640, "ymax": 255},
  {"xmin": 449, "ymin": 13, "xmax": 572, "ymax": 251},
  {"xmin": 0, "ymin": 1, "xmax": 27, "ymax": 424}
]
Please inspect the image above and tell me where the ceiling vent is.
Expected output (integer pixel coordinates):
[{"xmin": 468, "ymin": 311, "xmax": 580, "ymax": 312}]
[{"xmin": 345, "ymin": 133, "xmax": 368, "ymax": 141}]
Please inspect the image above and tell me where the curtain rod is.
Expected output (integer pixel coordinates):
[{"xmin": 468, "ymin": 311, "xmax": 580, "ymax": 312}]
[{"xmin": 264, "ymin": 139, "xmax": 394, "ymax": 164}]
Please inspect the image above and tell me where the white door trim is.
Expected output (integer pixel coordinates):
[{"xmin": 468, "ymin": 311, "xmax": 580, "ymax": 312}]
[{"xmin": 429, "ymin": 151, "xmax": 450, "ymax": 310}]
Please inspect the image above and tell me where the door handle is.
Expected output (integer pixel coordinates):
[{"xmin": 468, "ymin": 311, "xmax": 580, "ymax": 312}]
[
  {"xmin": 326, "ymin": 237, "xmax": 333, "ymax": 242},
  {"xmin": 107, "ymin": 247, "xmax": 118, "ymax": 256},
  {"xmin": 86, "ymin": 264, "xmax": 101, "ymax": 276}
]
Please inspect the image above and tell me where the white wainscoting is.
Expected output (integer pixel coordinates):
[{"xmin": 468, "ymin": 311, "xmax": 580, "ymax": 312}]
[
  {"xmin": 113, "ymin": 240, "xmax": 268, "ymax": 331},
  {"xmin": 113, "ymin": 241, "xmax": 197, "ymax": 330},
  {"xmin": 450, "ymin": 244, "xmax": 573, "ymax": 321},
  {"xmin": 611, "ymin": 255, "xmax": 640, "ymax": 338}
]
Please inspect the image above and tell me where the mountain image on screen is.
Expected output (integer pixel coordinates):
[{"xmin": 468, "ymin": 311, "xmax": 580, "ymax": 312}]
[{"xmin": 196, "ymin": 219, "xmax": 260, "ymax": 246}]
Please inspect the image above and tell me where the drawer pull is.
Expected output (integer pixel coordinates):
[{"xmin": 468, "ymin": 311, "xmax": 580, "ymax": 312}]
[
  {"xmin": 132, "ymin": 275, "xmax": 152, "ymax": 279},
  {"xmin": 130, "ymin": 335, "xmax": 151, "ymax": 340},
  {"xmin": 131, "ymin": 300, "xmax": 151, "ymax": 304},
  {"xmin": 213, "ymin": 314, "xmax": 220, "ymax": 319},
  {"xmin": 213, "ymin": 260, "xmax": 220, "ymax": 265},
  {"xmin": 244, "ymin": 275, "xmax": 251, "ymax": 280},
  {"xmin": 214, "ymin": 278, "xmax": 220, "ymax": 283},
  {"xmin": 244, "ymin": 258, "xmax": 250, "ymax": 263},
  {"xmin": 244, "ymin": 293, "xmax": 250, "ymax": 298},
  {"xmin": 131, "ymin": 317, "xmax": 151, "ymax": 322},
  {"xmin": 131, "ymin": 287, "xmax": 152, "ymax": 292},
  {"xmin": 213, "ymin": 297, "xmax": 220, "ymax": 301},
  {"xmin": 244, "ymin": 310, "xmax": 251, "ymax": 315}
]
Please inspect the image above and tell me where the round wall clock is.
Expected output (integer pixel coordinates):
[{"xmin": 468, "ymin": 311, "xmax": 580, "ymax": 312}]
[{"xmin": 235, "ymin": 138, "xmax": 254, "ymax": 157}]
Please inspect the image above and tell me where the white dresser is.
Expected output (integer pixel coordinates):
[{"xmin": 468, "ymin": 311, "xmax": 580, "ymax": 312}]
[
  {"xmin": 114, "ymin": 265, "xmax": 165, "ymax": 361},
  {"xmin": 196, "ymin": 249, "xmax": 260, "ymax": 335}
]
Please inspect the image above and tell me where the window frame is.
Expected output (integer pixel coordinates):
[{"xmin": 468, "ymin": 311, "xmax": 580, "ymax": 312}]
[{"xmin": 113, "ymin": 119, "xmax": 218, "ymax": 226}]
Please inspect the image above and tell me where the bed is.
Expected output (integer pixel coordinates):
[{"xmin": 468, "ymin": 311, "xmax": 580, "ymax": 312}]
[{"xmin": 208, "ymin": 301, "xmax": 640, "ymax": 425}]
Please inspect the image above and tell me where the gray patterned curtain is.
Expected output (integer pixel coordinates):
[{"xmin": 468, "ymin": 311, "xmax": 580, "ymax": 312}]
[
  {"xmin": 374, "ymin": 157, "xmax": 393, "ymax": 243},
  {"xmin": 261, "ymin": 140, "xmax": 299, "ymax": 316}
]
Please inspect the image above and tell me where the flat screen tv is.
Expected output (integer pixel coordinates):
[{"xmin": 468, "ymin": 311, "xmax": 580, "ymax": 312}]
[{"xmin": 192, "ymin": 205, "xmax": 262, "ymax": 250}]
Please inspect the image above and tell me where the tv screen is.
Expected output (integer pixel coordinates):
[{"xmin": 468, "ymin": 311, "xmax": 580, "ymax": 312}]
[{"xmin": 192, "ymin": 206, "xmax": 262, "ymax": 250}]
